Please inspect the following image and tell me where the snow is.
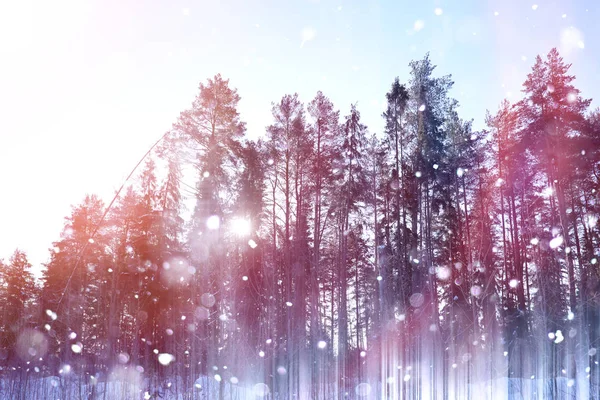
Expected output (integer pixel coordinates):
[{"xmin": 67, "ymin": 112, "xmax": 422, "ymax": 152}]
[
  {"xmin": 70, "ymin": 343, "xmax": 82, "ymax": 354},
  {"xmin": 413, "ymin": 20, "xmax": 425, "ymax": 32},
  {"xmin": 157, "ymin": 353, "xmax": 175, "ymax": 366},
  {"xmin": 549, "ymin": 236, "xmax": 563, "ymax": 249}
]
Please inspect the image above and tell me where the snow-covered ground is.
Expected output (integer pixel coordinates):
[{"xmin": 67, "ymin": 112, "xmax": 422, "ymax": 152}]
[{"xmin": 1, "ymin": 375, "xmax": 597, "ymax": 399}]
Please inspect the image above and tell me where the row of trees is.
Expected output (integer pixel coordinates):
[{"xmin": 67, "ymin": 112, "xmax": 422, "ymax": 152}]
[{"xmin": 1, "ymin": 48, "xmax": 600, "ymax": 399}]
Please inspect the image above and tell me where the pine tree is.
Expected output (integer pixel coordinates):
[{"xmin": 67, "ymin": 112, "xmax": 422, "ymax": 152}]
[
  {"xmin": 104, "ymin": 186, "xmax": 141, "ymax": 370},
  {"xmin": 265, "ymin": 93, "xmax": 310, "ymax": 398},
  {"xmin": 174, "ymin": 74, "xmax": 245, "ymax": 250},
  {"xmin": 0, "ymin": 250, "xmax": 35, "ymax": 367},
  {"xmin": 517, "ymin": 48, "xmax": 591, "ymax": 314},
  {"xmin": 334, "ymin": 103, "xmax": 369, "ymax": 398},
  {"xmin": 382, "ymin": 78, "xmax": 410, "ymax": 317},
  {"xmin": 307, "ymin": 91, "xmax": 341, "ymax": 396},
  {"xmin": 41, "ymin": 194, "xmax": 110, "ymax": 375},
  {"xmin": 487, "ymin": 99, "xmax": 533, "ymax": 386},
  {"xmin": 172, "ymin": 74, "xmax": 246, "ymax": 398},
  {"xmin": 405, "ymin": 53, "xmax": 455, "ymax": 397},
  {"xmin": 515, "ymin": 47, "xmax": 593, "ymax": 393},
  {"xmin": 230, "ymin": 140, "xmax": 268, "ymax": 383}
]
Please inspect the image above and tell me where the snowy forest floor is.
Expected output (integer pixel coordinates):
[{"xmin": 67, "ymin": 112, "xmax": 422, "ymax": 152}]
[{"xmin": 1, "ymin": 374, "xmax": 598, "ymax": 400}]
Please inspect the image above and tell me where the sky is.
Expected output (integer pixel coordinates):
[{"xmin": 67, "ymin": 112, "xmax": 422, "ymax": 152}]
[{"xmin": 0, "ymin": 0, "xmax": 598, "ymax": 274}]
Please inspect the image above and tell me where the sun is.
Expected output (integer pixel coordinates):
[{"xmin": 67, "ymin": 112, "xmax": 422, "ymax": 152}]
[{"xmin": 230, "ymin": 217, "xmax": 251, "ymax": 237}]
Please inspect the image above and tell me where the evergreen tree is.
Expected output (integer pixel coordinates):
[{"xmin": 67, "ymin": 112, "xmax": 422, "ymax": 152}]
[
  {"xmin": 334, "ymin": 103, "xmax": 369, "ymax": 398},
  {"xmin": 172, "ymin": 74, "xmax": 246, "ymax": 398},
  {"xmin": 0, "ymin": 250, "xmax": 35, "ymax": 367},
  {"xmin": 307, "ymin": 91, "xmax": 341, "ymax": 396},
  {"xmin": 265, "ymin": 93, "xmax": 310, "ymax": 397},
  {"xmin": 41, "ymin": 194, "xmax": 110, "ymax": 375},
  {"xmin": 382, "ymin": 78, "xmax": 411, "ymax": 317}
]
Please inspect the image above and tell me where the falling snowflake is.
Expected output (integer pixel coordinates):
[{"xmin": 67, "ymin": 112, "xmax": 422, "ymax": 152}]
[
  {"xmin": 549, "ymin": 236, "xmax": 564, "ymax": 249},
  {"xmin": 470, "ymin": 285, "xmax": 482, "ymax": 297},
  {"xmin": 554, "ymin": 330, "xmax": 564, "ymax": 344},
  {"xmin": 201, "ymin": 293, "xmax": 216, "ymax": 308},
  {"xmin": 118, "ymin": 353, "xmax": 130, "ymax": 364},
  {"xmin": 436, "ymin": 266, "xmax": 451, "ymax": 281},
  {"xmin": 158, "ymin": 353, "xmax": 175, "ymax": 366},
  {"xmin": 59, "ymin": 364, "xmax": 71, "ymax": 375},
  {"xmin": 560, "ymin": 27, "xmax": 585, "ymax": 53},
  {"xmin": 409, "ymin": 293, "xmax": 425, "ymax": 308},
  {"xmin": 45, "ymin": 310, "xmax": 57, "ymax": 321},
  {"xmin": 301, "ymin": 27, "xmax": 316, "ymax": 48},
  {"xmin": 413, "ymin": 19, "xmax": 425, "ymax": 32}
]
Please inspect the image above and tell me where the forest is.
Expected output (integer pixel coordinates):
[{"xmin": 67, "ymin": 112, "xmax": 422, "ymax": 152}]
[{"xmin": 1, "ymin": 48, "xmax": 600, "ymax": 399}]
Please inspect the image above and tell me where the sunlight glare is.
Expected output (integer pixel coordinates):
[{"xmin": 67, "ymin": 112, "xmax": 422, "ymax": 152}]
[{"xmin": 231, "ymin": 217, "xmax": 251, "ymax": 236}]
